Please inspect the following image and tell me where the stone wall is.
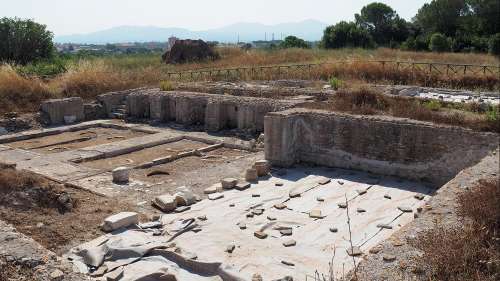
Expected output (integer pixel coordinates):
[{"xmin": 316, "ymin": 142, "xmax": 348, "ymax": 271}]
[
  {"xmin": 265, "ymin": 108, "xmax": 498, "ymax": 186},
  {"xmin": 40, "ymin": 97, "xmax": 85, "ymax": 125},
  {"xmin": 127, "ymin": 89, "xmax": 298, "ymax": 132}
]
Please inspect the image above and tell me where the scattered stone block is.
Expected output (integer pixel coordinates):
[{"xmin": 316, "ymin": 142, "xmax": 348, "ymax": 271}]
[
  {"xmin": 40, "ymin": 97, "xmax": 84, "ymax": 125},
  {"xmin": 377, "ymin": 224, "xmax": 393, "ymax": 229},
  {"xmin": 267, "ymin": 215, "xmax": 277, "ymax": 221},
  {"xmin": 175, "ymin": 206, "xmax": 190, "ymax": 213},
  {"xmin": 384, "ymin": 194, "xmax": 392, "ymax": 199},
  {"xmin": 235, "ymin": 181, "xmax": 250, "ymax": 190},
  {"xmin": 229, "ymin": 203, "xmax": 235, "ymax": 207},
  {"xmin": 357, "ymin": 189, "xmax": 367, "ymax": 195},
  {"xmin": 252, "ymin": 193, "xmax": 261, "ymax": 197},
  {"xmin": 274, "ymin": 203, "xmax": 287, "ymax": 210},
  {"xmin": 254, "ymin": 231, "xmax": 268, "ymax": 239},
  {"xmin": 50, "ymin": 269, "xmax": 64, "ymax": 281},
  {"xmin": 254, "ymin": 160, "xmax": 270, "ymax": 176},
  {"xmin": 338, "ymin": 202, "xmax": 347, "ymax": 209},
  {"xmin": 208, "ymin": 192, "xmax": 224, "ymax": 200},
  {"xmin": 337, "ymin": 180, "xmax": 344, "ymax": 185},
  {"xmin": 316, "ymin": 196, "xmax": 325, "ymax": 202},
  {"xmin": 309, "ymin": 209, "xmax": 324, "ymax": 219},
  {"xmin": 280, "ymin": 229, "xmax": 293, "ymax": 236},
  {"xmin": 245, "ymin": 168, "xmax": 258, "ymax": 182},
  {"xmin": 153, "ymin": 194, "xmax": 177, "ymax": 212},
  {"xmin": 221, "ymin": 178, "xmax": 238, "ymax": 189},
  {"xmin": 226, "ymin": 244, "xmax": 235, "ymax": 253},
  {"xmin": 174, "ymin": 186, "xmax": 196, "ymax": 206},
  {"xmin": 252, "ymin": 209, "xmax": 264, "ymax": 216},
  {"xmin": 398, "ymin": 206, "xmax": 413, "ymax": 213},
  {"xmin": 282, "ymin": 239, "xmax": 296, "ymax": 247},
  {"xmin": 357, "ymin": 208, "xmax": 366, "ymax": 213},
  {"xmin": 252, "ymin": 274, "xmax": 263, "ymax": 281},
  {"xmin": 204, "ymin": 184, "xmax": 220, "ymax": 194},
  {"xmin": 369, "ymin": 245, "xmax": 383, "ymax": 254},
  {"xmin": 347, "ymin": 246, "xmax": 362, "ymax": 256},
  {"xmin": 102, "ymin": 212, "xmax": 138, "ymax": 232},
  {"xmin": 414, "ymin": 194, "xmax": 425, "ymax": 200},
  {"xmin": 383, "ymin": 254, "xmax": 396, "ymax": 262},
  {"xmin": 237, "ymin": 222, "xmax": 246, "ymax": 229},
  {"xmin": 197, "ymin": 215, "xmax": 207, "ymax": 221},
  {"xmin": 329, "ymin": 227, "xmax": 338, "ymax": 233},
  {"xmin": 112, "ymin": 167, "xmax": 130, "ymax": 184},
  {"xmin": 281, "ymin": 259, "xmax": 295, "ymax": 266},
  {"xmin": 317, "ymin": 177, "xmax": 331, "ymax": 185},
  {"xmin": 246, "ymin": 213, "xmax": 254, "ymax": 218},
  {"xmin": 106, "ymin": 267, "xmax": 124, "ymax": 281},
  {"xmin": 275, "ymin": 182, "xmax": 284, "ymax": 187}
]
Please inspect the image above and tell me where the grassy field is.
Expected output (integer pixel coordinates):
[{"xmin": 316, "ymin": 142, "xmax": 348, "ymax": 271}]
[{"xmin": 0, "ymin": 47, "xmax": 499, "ymax": 114}]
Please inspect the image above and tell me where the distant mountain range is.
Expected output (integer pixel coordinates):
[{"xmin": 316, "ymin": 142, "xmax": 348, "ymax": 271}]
[{"xmin": 55, "ymin": 19, "xmax": 329, "ymax": 44}]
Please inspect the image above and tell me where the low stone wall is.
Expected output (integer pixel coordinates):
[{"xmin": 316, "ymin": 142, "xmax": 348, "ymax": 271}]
[
  {"xmin": 265, "ymin": 108, "xmax": 498, "ymax": 186},
  {"xmin": 127, "ymin": 89, "xmax": 299, "ymax": 132},
  {"xmin": 40, "ymin": 97, "xmax": 85, "ymax": 125}
]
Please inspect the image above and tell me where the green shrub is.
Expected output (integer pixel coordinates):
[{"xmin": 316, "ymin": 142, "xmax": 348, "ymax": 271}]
[
  {"xmin": 328, "ymin": 76, "xmax": 343, "ymax": 90},
  {"xmin": 279, "ymin": 36, "xmax": 310, "ymax": 49},
  {"xmin": 429, "ymin": 33, "xmax": 451, "ymax": 52},
  {"xmin": 16, "ymin": 57, "xmax": 67, "ymax": 77},
  {"xmin": 489, "ymin": 33, "xmax": 500, "ymax": 56},
  {"xmin": 424, "ymin": 100, "xmax": 442, "ymax": 111},
  {"xmin": 160, "ymin": 80, "xmax": 175, "ymax": 91},
  {"xmin": 485, "ymin": 106, "xmax": 498, "ymax": 122},
  {"xmin": 321, "ymin": 21, "xmax": 375, "ymax": 49}
]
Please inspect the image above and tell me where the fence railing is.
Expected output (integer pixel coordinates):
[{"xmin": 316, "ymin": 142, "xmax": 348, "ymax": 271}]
[{"xmin": 160, "ymin": 60, "xmax": 500, "ymax": 81}]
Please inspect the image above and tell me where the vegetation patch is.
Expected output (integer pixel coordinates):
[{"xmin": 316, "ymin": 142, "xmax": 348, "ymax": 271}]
[{"xmin": 413, "ymin": 179, "xmax": 499, "ymax": 281}]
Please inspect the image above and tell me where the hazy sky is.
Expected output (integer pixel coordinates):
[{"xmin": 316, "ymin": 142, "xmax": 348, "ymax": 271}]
[{"xmin": 2, "ymin": 0, "xmax": 431, "ymax": 35}]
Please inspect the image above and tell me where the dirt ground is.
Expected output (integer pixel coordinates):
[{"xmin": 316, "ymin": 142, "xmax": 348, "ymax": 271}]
[
  {"xmin": 82, "ymin": 139, "xmax": 208, "ymax": 170},
  {"xmin": 131, "ymin": 147, "xmax": 250, "ymax": 185},
  {"xmin": 7, "ymin": 127, "xmax": 148, "ymax": 154},
  {"xmin": 0, "ymin": 168, "xmax": 141, "ymax": 255}
]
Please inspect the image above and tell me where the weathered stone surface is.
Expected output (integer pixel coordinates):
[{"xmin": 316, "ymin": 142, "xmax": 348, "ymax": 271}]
[
  {"xmin": 398, "ymin": 206, "xmax": 413, "ymax": 213},
  {"xmin": 226, "ymin": 244, "xmax": 235, "ymax": 253},
  {"xmin": 329, "ymin": 227, "xmax": 338, "ymax": 233},
  {"xmin": 281, "ymin": 260, "xmax": 295, "ymax": 266},
  {"xmin": 377, "ymin": 224, "xmax": 393, "ymax": 229},
  {"xmin": 252, "ymin": 209, "xmax": 264, "ymax": 216},
  {"xmin": 274, "ymin": 203, "xmax": 287, "ymax": 210},
  {"xmin": 267, "ymin": 215, "xmax": 277, "ymax": 221},
  {"xmin": 237, "ymin": 222, "xmax": 246, "ymax": 229},
  {"xmin": 275, "ymin": 182, "xmax": 284, "ymax": 187},
  {"xmin": 383, "ymin": 254, "xmax": 396, "ymax": 262},
  {"xmin": 384, "ymin": 194, "xmax": 392, "ymax": 199},
  {"xmin": 102, "ymin": 212, "xmax": 139, "ymax": 232},
  {"xmin": 280, "ymin": 229, "xmax": 293, "ymax": 236},
  {"xmin": 204, "ymin": 184, "xmax": 219, "ymax": 194},
  {"xmin": 338, "ymin": 202, "xmax": 347, "ymax": 209},
  {"xmin": 40, "ymin": 97, "xmax": 84, "ymax": 125},
  {"xmin": 153, "ymin": 194, "xmax": 177, "ymax": 212},
  {"xmin": 369, "ymin": 245, "xmax": 383, "ymax": 254},
  {"xmin": 414, "ymin": 194, "xmax": 425, "ymax": 200},
  {"xmin": 112, "ymin": 167, "xmax": 130, "ymax": 184},
  {"xmin": 317, "ymin": 177, "xmax": 331, "ymax": 185},
  {"xmin": 357, "ymin": 208, "xmax": 366, "ymax": 213},
  {"xmin": 252, "ymin": 274, "xmax": 263, "ymax": 281},
  {"xmin": 174, "ymin": 186, "xmax": 196, "ymax": 206}
]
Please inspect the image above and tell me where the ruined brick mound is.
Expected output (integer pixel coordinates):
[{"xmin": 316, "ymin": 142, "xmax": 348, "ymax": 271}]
[{"xmin": 162, "ymin": 39, "xmax": 219, "ymax": 64}]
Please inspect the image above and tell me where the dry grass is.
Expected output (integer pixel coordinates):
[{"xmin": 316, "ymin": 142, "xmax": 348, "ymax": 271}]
[
  {"xmin": 0, "ymin": 47, "xmax": 498, "ymax": 115},
  {"xmin": 414, "ymin": 179, "xmax": 499, "ymax": 281},
  {"xmin": 301, "ymin": 87, "xmax": 499, "ymax": 132}
]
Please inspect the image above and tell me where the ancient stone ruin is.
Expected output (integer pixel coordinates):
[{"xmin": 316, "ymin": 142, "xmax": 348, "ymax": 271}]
[{"xmin": 0, "ymin": 81, "xmax": 498, "ymax": 280}]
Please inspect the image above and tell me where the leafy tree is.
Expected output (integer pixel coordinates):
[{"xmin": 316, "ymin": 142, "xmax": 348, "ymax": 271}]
[
  {"xmin": 489, "ymin": 33, "xmax": 500, "ymax": 56},
  {"xmin": 465, "ymin": 0, "xmax": 500, "ymax": 36},
  {"xmin": 279, "ymin": 36, "xmax": 310, "ymax": 49},
  {"xmin": 414, "ymin": 0, "xmax": 467, "ymax": 36},
  {"xmin": 321, "ymin": 21, "xmax": 375, "ymax": 49},
  {"xmin": 355, "ymin": 2, "xmax": 409, "ymax": 46},
  {"xmin": 429, "ymin": 33, "xmax": 451, "ymax": 52},
  {"xmin": 0, "ymin": 17, "xmax": 54, "ymax": 65}
]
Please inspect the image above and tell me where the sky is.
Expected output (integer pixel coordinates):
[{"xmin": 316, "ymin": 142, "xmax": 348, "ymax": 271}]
[{"xmin": 2, "ymin": 0, "xmax": 431, "ymax": 36}]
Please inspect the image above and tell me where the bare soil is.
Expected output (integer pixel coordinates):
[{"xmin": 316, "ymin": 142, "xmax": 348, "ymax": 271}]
[
  {"xmin": 0, "ymin": 258, "xmax": 37, "ymax": 281},
  {"xmin": 132, "ymin": 147, "xmax": 250, "ymax": 184},
  {"xmin": 7, "ymin": 127, "xmax": 147, "ymax": 154},
  {"xmin": 0, "ymin": 168, "xmax": 140, "ymax": 255},
  {"xmin": 82, "ymin": 139, "xmax": 208, "ymax": 170}
]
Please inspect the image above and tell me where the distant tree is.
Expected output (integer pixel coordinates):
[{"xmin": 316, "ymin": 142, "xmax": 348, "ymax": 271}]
[
  {"xmin": 279, "ymin": 36, "xmax": 310, "ymax": 49},
  {"xmin": 489, "ymin": 33, "xmax": 500, "ymax": 56},
  {"xmin": 414, "ymin": 0, "xmax": 467, "ymax": 37},
  {"xmin": 465, "ymin": 0, "xmax": 500, "ymax": 36},
  {"xmin": 0, "ymin": 17, "xmax": 54, "ymax": 65},
  {"xmin": 321, "ymin": 21, "xmax": 375, "ymax": 49},
  {"xmin": 429, "ymin": 33, "xmax": 451, "ymax": 52},
  {"xmin": 355, "ymin": 2, "xmax": 409, "ymax": 46}
]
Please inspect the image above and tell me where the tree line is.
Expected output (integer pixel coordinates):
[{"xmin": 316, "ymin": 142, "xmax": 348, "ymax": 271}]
[{"xmin": 320, "ymin": 0, "xmax": 500, "ymax": 55}]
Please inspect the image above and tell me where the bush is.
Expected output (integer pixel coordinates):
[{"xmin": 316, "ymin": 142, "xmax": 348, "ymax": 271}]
[
  {"xmin": 429, "ymin": 33, "xmax": 451, "ymax": 52},
  {"xmin": 424, "ymin": 100, "xmax": 442, "ymax": 111},
  {"xmin": 328, "ymin": 76, "xmax": 343, "ymax": 90},
  {"xmin": 16, "ymin": 57, "xmax": 67, "ymax": 77},
  {"xmin": 159, "ymin": 80, "xmax": 175, "ymax": 91},
  {"xmin": 0, "ymin": 17, "xmax": 54, "ymax": 65},
  {"xmin": 279, "ymin": 36, "xmax": 310, "ymax": 49},
  {"xmin": 489, "ymin": 33, "xmax": 500, "ymax": 56},
  {"xmin": 321, "ymin": 21, "xmax": 375, "ymax": 49}
]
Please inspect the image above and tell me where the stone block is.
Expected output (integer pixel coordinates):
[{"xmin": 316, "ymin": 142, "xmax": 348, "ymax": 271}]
[
  {"xmin": 112, "ymin": 167, "xmax": 130, "ymax": 184},
  {"xmin": 102, "ymin": 212, "xmax": 138, "ymax": 232},
  {"xmin": 40, "ymin": 97, "xmax": 84, "ymax": 125},
  {"xmin": 153, "ymin": 194, "xmax": 177, "ymax": 212},
  {"xmin": 254, "ymin": 160, "xmax": 270, "ymax": 176},
  {"xmin": 174, "ymin": 186, "xmax": 196, "ymax": 206},
  {"xmin": 221, "ymin": 178, "xmax": 238, "ymax": 189}
]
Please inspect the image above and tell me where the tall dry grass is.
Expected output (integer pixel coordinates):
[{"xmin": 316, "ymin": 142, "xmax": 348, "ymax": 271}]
[{"xmin": 0, "ymin": 47, "xmax": 498, "ymax": 114}]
